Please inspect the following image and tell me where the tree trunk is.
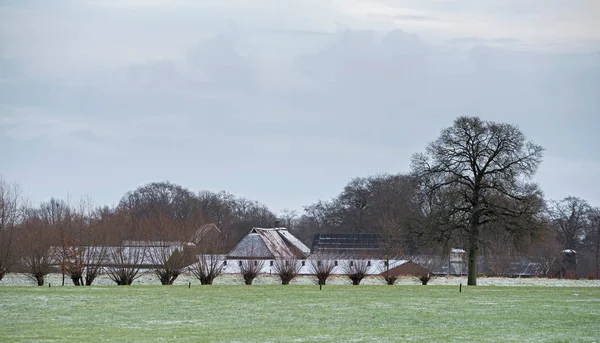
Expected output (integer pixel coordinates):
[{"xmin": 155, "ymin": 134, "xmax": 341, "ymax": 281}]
[
  {"xmin": 36, "ymin": 275, "xmax": 44, "ymax": 286},
  {"xmin": 592, "ymin": 235, "xmax": 600, "ymax": 280},
  {"xmin": 467, "ymin": 231, "xmax": 479, "ymax": 286},
  {"xmin": 85, "ymin": 274, "xmax": 96, "ymax": 286}
]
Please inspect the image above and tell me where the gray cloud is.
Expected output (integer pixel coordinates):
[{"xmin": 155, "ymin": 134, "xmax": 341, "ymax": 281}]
[{"xmin": 1, "ymin": 1, "xmax": 599, "ymax": 211}]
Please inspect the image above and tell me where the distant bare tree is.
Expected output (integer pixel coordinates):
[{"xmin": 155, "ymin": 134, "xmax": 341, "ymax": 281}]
[
  {"xmin": 191, "ymin": 225, "xmax": 226, "ymax": 285},
  {"xmin": 582, "ymin": 207, "xmax": 600, "ymax": 278},
  {"xmin": 378, "ymin": 213, "xmax": 403, "ymax": 285},
  {"xmin": 149, "ymin": 243, "xmax": 186, "ymax": 285},
  {"xmin": 73, "ymin": 205, "xmax": 117, "ymax": 286},
  {"xmin": 239, "ymin": 260, "xmax": 264, "ymax": 285},
  {"xmin": 38, "ymin": 198, "xmax": 70, "ymax": 285},
  {"xmin": 83, "ymin": 247, "xmax": 107, "ymax": 286},
  {"xmin": 118, "ymin": 181, "xmax": 203, "ymax": 241},
  {"xmin": 278, "ymin": 209, "xmax": 298, "ymax": 229},
  {"xmin": 418, "ymin": 273, "xmax": 431, "ymax": 285},
  {"xmin": 62, "ymin": 238, "xmax": 84, "ymax": 286},
  {"xmin": 105, "ymin": 245, "xmax": 146, "ymax": 285},
  {"xmin": 547, "ymin": 197, "xmax": 591, "ymax": 250},
  {"xmin": 273, "ymin": 258, "xmax": 302, "ymax": 285},
  {"xmin": 20, "ymin": 210, "xmax": 54, "ymax": 286},
  {"xmin": 309, "ymin": 257, "xmax": 336, "ymax": 285},
  {"xmin": 528, "ymin": 227, "xmax": 561, "ymax": 276},
  {"xmin": 411, "ymin": 116, "xmax": 544, "ymax": 285},
  {"xmin": 342, "ymin": 260, "xmax": 370, "ymax": 285},
  {"xmin": 377, "ymin": 262, "xmax": 398, "ymax": 285},
  {"xmin": 0, "ymin": 176, "xmax": 23, "ymax": 280},
  {"xmin": 190, "ymin": 254, "xmax": 225, "ymax": 285}
]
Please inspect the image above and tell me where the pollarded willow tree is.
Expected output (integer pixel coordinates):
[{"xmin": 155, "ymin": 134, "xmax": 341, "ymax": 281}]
[{"xmin": 411, "ymin": 116, "xmax": 544, "ymax": 285}]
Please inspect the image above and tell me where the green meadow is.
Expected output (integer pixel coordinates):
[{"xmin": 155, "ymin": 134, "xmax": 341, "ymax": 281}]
[{"xmin": 1, "ymin": 284, "xmax": 599, "ymax": 342}]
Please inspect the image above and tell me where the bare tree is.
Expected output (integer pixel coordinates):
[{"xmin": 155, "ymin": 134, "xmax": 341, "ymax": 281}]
[
  {"xmin": 308, "ymin": 257, "xmax": 336, "ymax": 285},
  {"xmin": 584, "ymin": 208, "xmax": 600, "ymax": 278},
  {"xmin": 239, "ymin": 260, "xmax": 264, "ymax": 285},
  {"xmin": 37, "ymin": 198, "xmax": 70, "ymax": 286},
  {"xmin": 272, "ymin": 258, "xmax": 302, "ymax": 285},
  {"xmin": 191, "ymin": 225, "xmax": 227, "ymax": 285},
  {"xmin": 528, "ymin": 226, "xmax": 561, "ymax": 276},
  {"xmin": 378, "ymin": 213, "xmax": 403, "ymax": 284},
  {"xmin": 278, "ymin": 209, "xmax": 298, "ymax": 231},
  {"xmin": 0, "ymin": 176, "xmax": 23, "ymax": 280},
  {"xmin": 411, "ymin": 116, "xmax": 544, "ymax": 285},
  {"xmin": 62, "ymin": 238, "xmax": 84, "ymax": 286},
  {"xmin": 418, "ymin": 273, "xmax": 431, "ymax": 285},
  {"xmin": 190, "ymin": 254, "xmax": 225, "ymax": 285},
  {"xmin": 149, "ymin": 243, "xmax": 186, "ymax": 285},
  {"xmin": 74, "ymin": 205, "xmax": 117, "ymax": 286},
  {"xmin": 105, "ymin": 244, "xmax": 146, "ymax": 285},
  {"xmin": 547, "ymin": 197, "xmax": 591, "ymax": 250},
  {"xmin": 20, "ymin": 210, "xmax": 54, "ymax": 286},
  {"xmin": 342, "ymin": 260, "xmax": 370, "ymax": 285},
  {"xmin": 377, "ymin": 261, "xmax": 398, "ymax": 285}
]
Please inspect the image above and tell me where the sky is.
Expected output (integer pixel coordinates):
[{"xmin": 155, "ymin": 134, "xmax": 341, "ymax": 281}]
[{"xmin": 1, "ymin": 0, "xmax": 599, "ymax": 214}]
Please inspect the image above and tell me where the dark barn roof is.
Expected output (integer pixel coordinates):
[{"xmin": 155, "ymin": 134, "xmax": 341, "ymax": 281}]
[
  {"xmin": 311, "ymin": 233, "xmax": 381, "ymax": 258},
  {"xmin": 381, "ymin": 261, "xmax": 430, "ymax": 278}
]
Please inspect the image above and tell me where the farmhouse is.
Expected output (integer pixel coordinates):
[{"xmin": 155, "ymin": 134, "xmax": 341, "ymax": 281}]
[{"xmin": 227, "ymin": 227, "xmax": 310, "ymax": 260}]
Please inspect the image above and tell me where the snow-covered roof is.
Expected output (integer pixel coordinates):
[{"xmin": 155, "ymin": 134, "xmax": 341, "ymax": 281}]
[
  {"xmin": 48, "ymin": 243, "xmax": 185, "ymax": 268},
  {"xmin": 227, "ymin": 227, "xmax": 310, "ymax": 259}
]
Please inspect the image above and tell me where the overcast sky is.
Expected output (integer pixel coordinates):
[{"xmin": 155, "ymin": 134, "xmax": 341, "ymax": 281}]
[{"xmin": 1, "ymin": 0, "xmax": 599, "ymax": 213}]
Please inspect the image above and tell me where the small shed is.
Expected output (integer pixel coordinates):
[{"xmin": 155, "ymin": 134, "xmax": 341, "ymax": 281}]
[{"xmin": 379, "ymin": 260, "xmax": 430, "ymax": 278}]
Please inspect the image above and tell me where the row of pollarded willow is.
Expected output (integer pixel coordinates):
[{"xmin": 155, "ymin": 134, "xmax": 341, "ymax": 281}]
[{"xmin": 190, "ymin": 256, "xmax": 415, "ymax": 286}]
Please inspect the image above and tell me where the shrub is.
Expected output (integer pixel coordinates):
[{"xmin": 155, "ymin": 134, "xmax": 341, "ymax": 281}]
[
  {"xmin": 273, "ymin": 259, "xmax": 301, "ymax": 285},
  {"xmin": 343, "ymin": 260, "xmax": 370, "ymax": 285},
  {"xmin": 309, "ymin": 258, "xmax": 336, "ymax": 286},
  {"xmin": 239, "ymin": 260, "xmax": 264, "ymax": 285},
  {"xmin": 419, "ymin": 274, "xmax": 431, "ymax": 285},
  {"xmin": 190, "ymin": 254, "xmax": 224, "ymax": 285}
]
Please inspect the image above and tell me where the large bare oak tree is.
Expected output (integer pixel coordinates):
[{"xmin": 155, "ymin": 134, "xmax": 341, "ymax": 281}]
[{"xmin": 411, "ymin": 116, "xmax": 544, "ymax": 285}]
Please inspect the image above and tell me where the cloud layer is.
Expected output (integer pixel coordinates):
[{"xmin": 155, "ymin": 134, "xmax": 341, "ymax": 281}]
[{"xmin": 1, "ymin": 0, "xmax": 599, "ymax": 211}]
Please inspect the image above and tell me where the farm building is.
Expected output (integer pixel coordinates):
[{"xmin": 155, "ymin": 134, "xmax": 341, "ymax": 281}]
[
  {"xmin": 191, "ymin": 223, "xmax": 226, "ymax": 254},
  {"xmin": 47, "ymin": 241, "xmax": 193, "ymax": 269},
  {"xmin": 379, "ymin": 260, "xmax": 430, "ymax": 278},
  {"xmin": 410, "ymin": 252, "xmax": 549, "ymax": 278},
  {"xmin": 227, "ymin": 227, "xmax": 310, "ymax": 260}
]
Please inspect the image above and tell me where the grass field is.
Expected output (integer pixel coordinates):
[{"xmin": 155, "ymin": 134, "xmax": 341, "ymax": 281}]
[{"xmin": 1, "ymin": 283, "xmax": 599, "ymax": 342}]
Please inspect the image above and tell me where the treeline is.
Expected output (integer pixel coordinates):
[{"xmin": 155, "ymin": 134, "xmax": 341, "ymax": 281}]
[
  {"xmin": 0, "ymin": 179, "xmax": 280, "ymax": 285},
  {"xmin": 1, "ymin": 116, "xmax": 599, "ymax": 285}
]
